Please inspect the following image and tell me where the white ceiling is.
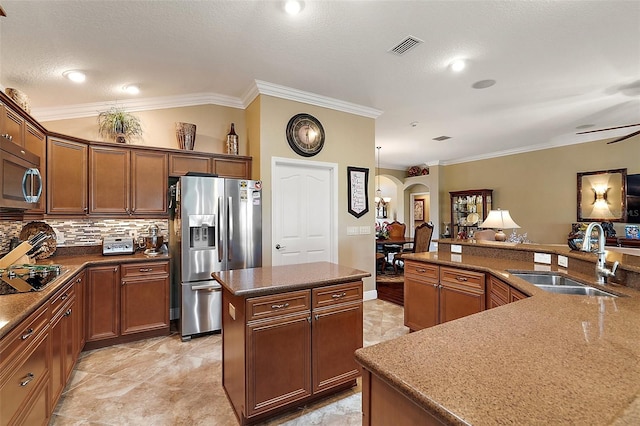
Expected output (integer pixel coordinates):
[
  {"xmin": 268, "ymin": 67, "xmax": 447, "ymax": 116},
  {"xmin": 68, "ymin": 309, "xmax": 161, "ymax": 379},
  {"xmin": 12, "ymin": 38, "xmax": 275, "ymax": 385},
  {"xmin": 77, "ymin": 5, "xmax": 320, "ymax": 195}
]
[{"xmin": 1, "ymin": 1, "xmax": 639, "ymax": 169}]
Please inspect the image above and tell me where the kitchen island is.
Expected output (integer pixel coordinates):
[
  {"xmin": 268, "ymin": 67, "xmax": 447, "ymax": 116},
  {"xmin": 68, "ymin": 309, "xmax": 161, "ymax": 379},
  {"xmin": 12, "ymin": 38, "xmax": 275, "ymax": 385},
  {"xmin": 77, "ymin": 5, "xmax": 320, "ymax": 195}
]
[
  {"xmin": 355, "ymin": 246, "xmax": 640, "ymax": 425},
  {"xmin": 214, "ymin": 262, "xmax": 370, "ymax": 426}
]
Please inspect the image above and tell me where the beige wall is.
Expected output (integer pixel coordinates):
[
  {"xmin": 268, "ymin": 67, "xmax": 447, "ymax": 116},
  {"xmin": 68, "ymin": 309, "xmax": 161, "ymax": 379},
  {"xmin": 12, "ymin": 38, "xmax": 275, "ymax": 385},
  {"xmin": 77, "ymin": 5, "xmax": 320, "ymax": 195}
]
[
  {"xmin": 43, "ymin": 104, "xmax": 246, "ymax": 155},
  {"xmin": 440, "ymin": 135, "xmax": 640, "ymax": 244},
  {"xmin": 256, "ymin": 95, "xmax": 377, "ymax": 291}
]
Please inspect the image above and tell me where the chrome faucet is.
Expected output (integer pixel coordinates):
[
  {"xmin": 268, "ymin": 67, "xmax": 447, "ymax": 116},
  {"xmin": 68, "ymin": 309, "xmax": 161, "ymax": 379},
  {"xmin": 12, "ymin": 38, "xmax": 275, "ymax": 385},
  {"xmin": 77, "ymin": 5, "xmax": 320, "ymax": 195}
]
[{"xmin": 581, "ymin": 222, "xmax": 618, "ymax": 284}]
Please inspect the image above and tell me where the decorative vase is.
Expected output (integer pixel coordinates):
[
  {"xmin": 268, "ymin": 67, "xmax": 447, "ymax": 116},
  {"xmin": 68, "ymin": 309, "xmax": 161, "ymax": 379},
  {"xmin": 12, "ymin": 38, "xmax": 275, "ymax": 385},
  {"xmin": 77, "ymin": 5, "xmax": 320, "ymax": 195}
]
[
  {"xmin": 176, "ymin": 122, "xmax": 196, "ymax": 150},
  {"xmin": 226, "ymin": 123, "xmax": 238, "ymax": 155},
  {"xmin": 115, "ymin": 133, "xmax": 127, "ymax": 144}
]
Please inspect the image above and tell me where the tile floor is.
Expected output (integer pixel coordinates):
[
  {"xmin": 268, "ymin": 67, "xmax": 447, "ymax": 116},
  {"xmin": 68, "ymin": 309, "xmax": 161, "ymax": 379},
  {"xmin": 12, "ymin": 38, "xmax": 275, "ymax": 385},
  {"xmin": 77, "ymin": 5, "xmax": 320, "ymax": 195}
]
[{"xmin": 49, "ymin": 299, "xmax": 408, "ymax": 425}]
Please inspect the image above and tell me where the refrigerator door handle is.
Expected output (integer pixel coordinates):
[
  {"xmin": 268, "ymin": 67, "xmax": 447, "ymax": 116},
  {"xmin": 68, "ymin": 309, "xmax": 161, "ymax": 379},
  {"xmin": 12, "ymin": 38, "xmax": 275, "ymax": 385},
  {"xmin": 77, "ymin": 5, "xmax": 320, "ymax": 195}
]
[
  {"xmin": 191, "ymin": 284, "xmax": 221, "ymax": 291},
  {"xmin": 228, "ymin": 196, "xmax": 233, "ymax": 261},
  {"xmin": 218, "ymin": 196, "xmax": 223, "ymax": 262}
]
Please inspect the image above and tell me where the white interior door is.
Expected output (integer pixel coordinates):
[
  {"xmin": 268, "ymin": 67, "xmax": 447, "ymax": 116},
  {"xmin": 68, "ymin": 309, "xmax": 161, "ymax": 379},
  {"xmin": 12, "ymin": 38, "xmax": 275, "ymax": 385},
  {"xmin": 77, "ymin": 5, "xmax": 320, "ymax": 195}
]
[{"xmin": 272, "ymin": 158, "xmax": 337, "ymax": 266}]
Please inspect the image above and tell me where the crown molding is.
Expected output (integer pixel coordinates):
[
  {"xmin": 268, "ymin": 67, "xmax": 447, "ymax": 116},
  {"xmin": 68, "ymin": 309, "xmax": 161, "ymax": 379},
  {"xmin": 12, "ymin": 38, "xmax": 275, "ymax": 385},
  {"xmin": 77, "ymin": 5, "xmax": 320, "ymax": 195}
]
[
  {"xmin": 254, "ymin": 80, "xmax": 383, "ymax": 119},
  {"xmin": 32, "ymin": 92, "xmax": 245, "ymax": 122}
]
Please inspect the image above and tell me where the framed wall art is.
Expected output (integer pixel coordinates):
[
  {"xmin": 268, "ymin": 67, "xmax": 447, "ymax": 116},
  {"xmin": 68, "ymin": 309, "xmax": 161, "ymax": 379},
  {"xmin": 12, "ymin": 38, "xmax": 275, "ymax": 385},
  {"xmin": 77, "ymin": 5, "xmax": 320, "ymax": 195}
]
[
  {"xmin": 577, "ymin": 168, "xmax": 627, "ymax": 222},
  {"xmin": 414, "ymin": 199, "xmax": 424, "ymax": 221},
  {"xmin": 347, "ymin": 166, "xmax": 369, "ymax": 218}
]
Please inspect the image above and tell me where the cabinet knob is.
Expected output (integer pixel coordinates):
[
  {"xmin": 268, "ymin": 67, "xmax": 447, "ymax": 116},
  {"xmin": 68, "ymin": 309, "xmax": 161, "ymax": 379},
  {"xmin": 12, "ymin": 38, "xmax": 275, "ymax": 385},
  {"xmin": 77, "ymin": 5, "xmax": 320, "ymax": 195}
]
[
  {"xmin": 19, "ymin": 373, "xmax": 35, "ymax": 387},
  {"xmin": 314, "ymin": 314, "xmax": 320, "ymax": 321},
  {"xmin": 61, "ymin": 293, "xmax": 68, "ymax": 300},
  {"xmin": 114, "ymin": 267, "xmax": 118, "ymax": 272},
  {"xmin": 121, "ymin": 281, "xmax": 126, "ymax": 286},
  {"xmin": 64, "ymin": 308, "xmax": 72, "ymax": 317}
]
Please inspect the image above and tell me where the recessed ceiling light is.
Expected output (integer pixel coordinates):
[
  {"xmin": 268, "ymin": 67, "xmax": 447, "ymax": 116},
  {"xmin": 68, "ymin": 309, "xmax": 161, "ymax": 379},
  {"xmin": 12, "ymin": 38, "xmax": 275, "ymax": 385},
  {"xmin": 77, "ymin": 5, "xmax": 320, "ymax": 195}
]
[
  {"xmin": 433, "ymin": 136, "xmax": 451, "ymax": 141},
  {"xmin": 123, "ymin": 85, "xmax": 140, "ymax": 95},
  {"xmin": 284, "ymin": 0, "xmax": 303, "ymax": 15},
  {"xmin": 449, "ymin": 59, "xmax": 466, "ymax": 72},
  {"xmin": 63, "ymin": 70, "xmax": 86, "ymax": 83},
  {"xmin": 576, "ymin": 124, "xmax": 595, "ymax": 130},
  {"xmin": 472, "ymin": 79, "xmax": 496, "ymax": 89},
  {"xmin": 410, "ymin": 121, "xmax": 419, "ymax": 127}
]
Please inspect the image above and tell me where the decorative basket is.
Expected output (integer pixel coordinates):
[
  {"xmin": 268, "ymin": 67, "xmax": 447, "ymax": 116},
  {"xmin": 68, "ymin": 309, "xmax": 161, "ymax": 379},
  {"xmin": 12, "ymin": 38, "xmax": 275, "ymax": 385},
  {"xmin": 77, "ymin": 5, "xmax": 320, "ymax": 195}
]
[{"xmin": 5, "ymin": 88, "xmax": 31, "ymax": 114}]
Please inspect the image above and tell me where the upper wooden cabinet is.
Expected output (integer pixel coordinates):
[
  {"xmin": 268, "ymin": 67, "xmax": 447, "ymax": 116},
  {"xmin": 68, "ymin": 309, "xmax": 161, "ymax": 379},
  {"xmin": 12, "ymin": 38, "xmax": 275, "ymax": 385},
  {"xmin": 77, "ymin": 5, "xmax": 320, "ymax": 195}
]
[
  {"xmin": 0, "ymin": 101, "xmax": 26, "ymax": 147},
  {"xmin": 169, "ymin": 152, "xmax": 252, "ymax": 179},
  {"xmin": 89, "ymin": 146, "xmax": 168, "ymax": 216},
  {"xmin": 23, "ymin": 123, "xmax": 47, "ymax": 214},
  {"xmin": 47, "ymin": 137, "xmax": 89, "ymax": 215}
]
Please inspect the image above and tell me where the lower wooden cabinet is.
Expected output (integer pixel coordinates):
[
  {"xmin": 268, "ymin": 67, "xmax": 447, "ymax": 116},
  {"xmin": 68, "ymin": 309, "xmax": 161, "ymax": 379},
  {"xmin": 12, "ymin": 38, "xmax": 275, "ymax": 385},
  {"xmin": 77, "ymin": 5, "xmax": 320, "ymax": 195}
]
[
  {"xmin": 85, "ymin": 261, "xmax": 170, "ymax": 349},
  {"xmin": 404, "ymin": 261, "xmax": 485, "ymax": 332},
  {"xmin": 224, "ymin": 281, "xmax": 363, "ymax": 424},
  {"xmin": 0, "ymin": 304, "xmax": 51, "ymax": 426},
  {"xmin": 487, "ymin": 275, "xmax": 528, "ymax": 308},
  {"xmin": 49, "ymin": 280, "xmax": 76, "ymax": 406}
]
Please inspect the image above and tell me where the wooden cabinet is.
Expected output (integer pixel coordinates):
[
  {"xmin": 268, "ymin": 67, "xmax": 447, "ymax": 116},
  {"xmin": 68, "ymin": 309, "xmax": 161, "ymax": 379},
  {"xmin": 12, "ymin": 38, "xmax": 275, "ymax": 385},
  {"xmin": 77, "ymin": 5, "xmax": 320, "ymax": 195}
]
[
  {"xmin": 169, "ymin": 152, "xmax": 252, "ymax": 179},
  {"xmin": 89, "ymin": 146, "xmax": 168, "ymax": 216},
  {"xmin": 86, "ymin": 261, "xmax": 169, "ymax": 349},
  {"xmin": 449, "ymin": 189, "xmax": 492, "ymax": 239},
  {"xmin": 47, "ymin": 137, "xmax": 88, "ymax": 215},
  {"xmin": 223, "ymin": 280, "xmax": 363, "ymax": 424},
  {"xmin": 23, "ymin": 123, "xmax": 47, "ymax": 214},
  {"xmin": 404, "ymin": 261, "xmax": 485, "ymax": 332},
  {"xmin": 487, "ymin": 275, "xmax": 528, "ymax": 308},
  {"xmin": 404, "ymin": 262, "xmax": 439, "ymax": 331},
  {"xmin": 0, "ymin": 304, "xmax": 51, "ymax": 426},
  {"xmin": 0, "ymin": 101, "xmax": 25, "ymax": 147},
  {"xmin": 49, "ymin": 280, "xmax": 76, "ymax": 406}
]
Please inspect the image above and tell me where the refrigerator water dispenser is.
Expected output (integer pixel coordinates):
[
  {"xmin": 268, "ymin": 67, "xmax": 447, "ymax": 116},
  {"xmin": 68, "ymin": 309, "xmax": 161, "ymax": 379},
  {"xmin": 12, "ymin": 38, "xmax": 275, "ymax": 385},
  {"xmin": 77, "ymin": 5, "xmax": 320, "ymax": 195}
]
[{"xmin": 188, "ymin": 215, "xmax": 216, "ymax": 248}]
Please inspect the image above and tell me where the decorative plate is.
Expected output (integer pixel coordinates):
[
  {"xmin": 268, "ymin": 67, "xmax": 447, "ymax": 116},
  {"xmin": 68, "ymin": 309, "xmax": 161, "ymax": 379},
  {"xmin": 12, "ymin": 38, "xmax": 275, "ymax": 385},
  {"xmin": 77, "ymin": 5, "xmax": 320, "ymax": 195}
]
[
  {"xmin": 19, "ymin": 221, "xmax": 57, "ymax": 259},
  {"xmin": 466, "ymin": 213, "xmax": 480, "ymax": 225}
]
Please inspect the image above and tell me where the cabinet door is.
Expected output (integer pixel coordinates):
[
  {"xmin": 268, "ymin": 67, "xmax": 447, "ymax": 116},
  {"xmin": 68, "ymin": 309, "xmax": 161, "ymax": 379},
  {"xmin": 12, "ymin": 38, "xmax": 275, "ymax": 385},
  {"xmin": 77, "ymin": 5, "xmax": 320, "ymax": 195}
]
[
  {"xmin": 24, "ymin": 122, "xmax": 46, "ymax": 213},
  {"xmin": 312, "ymin": 301, "xmax": 362, "ymax": 393},
  {"xmin": 510, "ymin": 287, "xmax": 528, "ymax": 302},
  {"xmin": 120, "ymin": 273, "xmax": 169, "ymax": 335},
  {"xmin": 72, "ymin": 271, "xmax": 86, "ymax": 357},
  {"xmin": 86, "ymin": 265, "xmax": 120, "ymax": 342},
  {"xmin": 89, "ymin": 146, "xmax": 130, "ymax": 214},
  {"xmin": 0, "ymin": 103, "xmax": 25, "ymax": 146},
  {"xmin": 169, "ymin": 153, "xmax": 210, "ymax": 176},
  {"xmin": 246, "ymin": 313, "xmax": 312, "ymax": 416},
  {"xmin": 47, "ymin": 138, "xmax": 88, "ymax": 214},
  {"xmin": 130, "ymin": 150, "xmax": 168, "ymax": 215},
  {"xmin": 212, "ymin": 157, "xmax": 251, "ymax": 179},
  {"xmin": 487, "ymin": 276, "xmax": 509, "ymax": 309},
  {"xmin": 50, "ymin": 298, "xmax": 75, "ymax": 406},
  {"xmin": 404, "ymin": 276, "xmax": 439, "ymax": 331},
  {"xmin": 439, "ymin": 285, "xmax": 484, "ymax": 324}
]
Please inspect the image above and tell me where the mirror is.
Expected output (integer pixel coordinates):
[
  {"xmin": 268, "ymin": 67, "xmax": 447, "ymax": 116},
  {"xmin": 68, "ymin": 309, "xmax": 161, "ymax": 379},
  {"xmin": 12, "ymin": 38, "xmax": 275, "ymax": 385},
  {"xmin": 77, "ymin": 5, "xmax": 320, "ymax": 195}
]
[{"xmin": 577, "ymin": 168, "xmax": 627, "ymax": 222}]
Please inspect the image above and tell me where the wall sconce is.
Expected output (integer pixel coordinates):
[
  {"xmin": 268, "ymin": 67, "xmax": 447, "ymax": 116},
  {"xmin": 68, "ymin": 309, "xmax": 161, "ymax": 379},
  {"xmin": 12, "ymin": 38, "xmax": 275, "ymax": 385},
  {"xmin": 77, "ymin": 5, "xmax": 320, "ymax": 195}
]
[
  {"xmin": 479, "ymin": 209, "xmax": 520, "ymax": 241},
  {"xmin": 592, "ymin": 185, "xmax": 610, "ymax": 209}
]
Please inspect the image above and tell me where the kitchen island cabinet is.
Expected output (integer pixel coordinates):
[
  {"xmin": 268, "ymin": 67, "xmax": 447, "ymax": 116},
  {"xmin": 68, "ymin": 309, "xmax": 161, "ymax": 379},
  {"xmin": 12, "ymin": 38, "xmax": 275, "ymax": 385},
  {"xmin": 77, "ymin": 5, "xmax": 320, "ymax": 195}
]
[{"xmin": 215, "ymin": 262, "xmax": 369, "ymax": 425}]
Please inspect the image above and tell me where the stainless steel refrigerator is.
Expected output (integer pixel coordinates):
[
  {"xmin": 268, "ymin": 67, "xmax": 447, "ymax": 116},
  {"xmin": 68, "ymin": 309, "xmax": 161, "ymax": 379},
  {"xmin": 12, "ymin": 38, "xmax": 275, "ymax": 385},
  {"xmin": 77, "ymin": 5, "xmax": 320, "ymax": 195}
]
[{"xmin": 169, "ymin": 175, "xmax": 262, "ymax": 340}]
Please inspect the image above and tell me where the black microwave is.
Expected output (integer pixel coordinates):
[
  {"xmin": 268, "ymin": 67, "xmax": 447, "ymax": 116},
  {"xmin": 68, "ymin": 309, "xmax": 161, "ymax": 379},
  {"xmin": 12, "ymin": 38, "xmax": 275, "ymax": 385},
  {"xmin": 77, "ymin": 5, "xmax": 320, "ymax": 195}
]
[{"xmin": 0, "ymin": 135, "xmax": 42, "ymax": 210}]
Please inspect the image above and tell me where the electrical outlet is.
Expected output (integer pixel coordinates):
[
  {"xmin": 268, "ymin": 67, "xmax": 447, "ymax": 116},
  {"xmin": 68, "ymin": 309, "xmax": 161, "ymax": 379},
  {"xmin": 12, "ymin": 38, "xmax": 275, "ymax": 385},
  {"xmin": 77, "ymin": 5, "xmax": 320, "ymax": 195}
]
[
  {"xmin": 558, "ymin": 255, "xmax": 568, "ymax": 268},
  {"xmin": 451, "ymin": 244, "xmax": 462, "ymax": 254},
  {"xmin": 534, "ymin": 252, "xmax": 551, "ymax": 264},
  {"xmin": 54, "ymin": 231, "xmax": 65, "ymax": 244}
]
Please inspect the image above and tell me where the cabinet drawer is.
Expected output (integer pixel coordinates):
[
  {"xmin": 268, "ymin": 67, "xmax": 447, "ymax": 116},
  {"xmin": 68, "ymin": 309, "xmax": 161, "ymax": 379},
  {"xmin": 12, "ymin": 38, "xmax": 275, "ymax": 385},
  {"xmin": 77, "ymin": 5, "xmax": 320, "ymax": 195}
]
[
  {"xmin": 488, "ymin": 276, "xmax": 509, "ymax": 302},
  {"xmin": 121, "ymin": 261, "xmax": 169, "ymax": 278},
  {"xmin": 50, "ymin": 280, "xmax": 75, "ymax": 317},
  {"xmin": 247, "ymin": 290, "xmax": 310, "ymax": 322},
  {"xmin": 0, "ymin": 304, "xmax": 48, "ymax": 372},
  {"xmin": 0, "ymin": 327, "xmax": 49, "ymax": 425},
  {"xmin": 404, "ymin": 261, "xmax": 439, "ymax": 283},
  {"xmin": 312, "ymin": 282, "xmax": 362, "ymax": 309},
  {"xmin": 440, "ymin": 267, "xmax": 485, "ymax": 292}
]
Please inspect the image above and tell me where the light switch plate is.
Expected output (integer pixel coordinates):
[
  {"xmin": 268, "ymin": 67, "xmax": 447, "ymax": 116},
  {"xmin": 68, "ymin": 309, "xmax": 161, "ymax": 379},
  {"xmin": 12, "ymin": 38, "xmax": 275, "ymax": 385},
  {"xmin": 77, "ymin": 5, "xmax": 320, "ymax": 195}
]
[
  {"xmin": 451, "ymin": 244, "xmax": 462, "ymax": 253},
  {"xmin": 359, "ymin": 226, "xmax": 371, "ymax": 234},
  {"xmin": 558, "ymin": 255, "xmax": 568, "ymax": 268},
  {"xmin": 451, "ymin": 254, "xmax": 462, "ymax": 263},
  {"xmin": 534, "ymin": 252, "xmax": 552, "ymax": 264},
  {"xmin": 347, "ymin": 226, "xmax": 358, "ymax": 236}
]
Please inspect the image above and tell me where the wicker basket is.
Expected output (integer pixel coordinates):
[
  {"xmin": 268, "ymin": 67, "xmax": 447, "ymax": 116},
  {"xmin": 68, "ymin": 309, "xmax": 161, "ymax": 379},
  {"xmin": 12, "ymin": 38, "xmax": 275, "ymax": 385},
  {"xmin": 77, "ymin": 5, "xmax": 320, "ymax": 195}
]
[{"xmin": 5, "ymin": 88, "xmax": 31, "ymax": 114}]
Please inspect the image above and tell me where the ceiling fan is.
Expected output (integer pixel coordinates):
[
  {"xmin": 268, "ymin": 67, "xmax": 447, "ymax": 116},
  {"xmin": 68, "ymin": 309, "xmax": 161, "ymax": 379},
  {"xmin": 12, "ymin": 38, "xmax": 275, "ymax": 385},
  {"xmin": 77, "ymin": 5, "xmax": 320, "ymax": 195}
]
[{"xmin": 576, "ymin": 123, "xmax": 640, "ymax": 144}]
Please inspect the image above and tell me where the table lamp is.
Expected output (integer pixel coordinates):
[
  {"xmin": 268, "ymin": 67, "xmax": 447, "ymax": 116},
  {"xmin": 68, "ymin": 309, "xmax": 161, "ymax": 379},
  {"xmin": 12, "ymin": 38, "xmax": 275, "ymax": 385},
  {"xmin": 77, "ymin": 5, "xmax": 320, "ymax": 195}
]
[{"xmin": 479, "ymin": 209, "xmax": 520, "ymax": 241}]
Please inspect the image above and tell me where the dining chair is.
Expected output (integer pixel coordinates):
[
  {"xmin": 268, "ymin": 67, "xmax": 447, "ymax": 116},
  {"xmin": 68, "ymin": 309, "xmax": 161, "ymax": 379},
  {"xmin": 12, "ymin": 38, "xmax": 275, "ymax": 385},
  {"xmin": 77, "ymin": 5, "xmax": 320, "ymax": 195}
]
[
  {"xmin": 382, "ymin": 221, "xmax": 406, "ymax": 272},
  {"xmin": 393, "ymin": 222, "xmax": 434, "ymax": 274}
]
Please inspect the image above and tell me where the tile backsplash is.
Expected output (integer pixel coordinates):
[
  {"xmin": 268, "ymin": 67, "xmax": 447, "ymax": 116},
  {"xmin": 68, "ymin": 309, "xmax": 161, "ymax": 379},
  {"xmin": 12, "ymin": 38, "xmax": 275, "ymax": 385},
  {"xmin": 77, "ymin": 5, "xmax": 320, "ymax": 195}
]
[{"xmin": 1, "ymin": 219, "xmax": 169, "ymax": 252}]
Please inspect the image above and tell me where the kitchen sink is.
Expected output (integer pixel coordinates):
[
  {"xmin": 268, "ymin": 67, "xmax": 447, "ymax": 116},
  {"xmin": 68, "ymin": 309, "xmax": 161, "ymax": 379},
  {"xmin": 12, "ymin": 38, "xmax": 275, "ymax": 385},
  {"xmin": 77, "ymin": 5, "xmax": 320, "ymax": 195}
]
[{"xmin": 509, "ymin": 272, "xmax": 618, "ymax": 297}]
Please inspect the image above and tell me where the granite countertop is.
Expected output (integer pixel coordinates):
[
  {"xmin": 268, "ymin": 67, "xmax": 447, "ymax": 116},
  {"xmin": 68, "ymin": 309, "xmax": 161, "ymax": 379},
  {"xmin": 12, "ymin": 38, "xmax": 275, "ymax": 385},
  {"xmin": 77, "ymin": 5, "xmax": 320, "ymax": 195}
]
[
  {"xmin": 213, "ymin": 261, "xmax": 371, "ymax": 297},
  {"xmin": 0, "ymin": 252, "xmax": 169, "ymax": 340},
  {"xmin": 355, "ymin": 251, "xmax": 640, "ymax": 425}
]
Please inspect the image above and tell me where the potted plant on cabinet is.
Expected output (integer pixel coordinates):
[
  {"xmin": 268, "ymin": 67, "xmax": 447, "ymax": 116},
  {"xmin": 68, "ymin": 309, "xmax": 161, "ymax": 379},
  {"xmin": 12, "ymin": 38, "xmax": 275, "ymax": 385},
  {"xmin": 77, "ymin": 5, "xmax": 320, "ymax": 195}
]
[{"xmin": 97, "ymin": 106, "xmax": 143, "ymax": 144}]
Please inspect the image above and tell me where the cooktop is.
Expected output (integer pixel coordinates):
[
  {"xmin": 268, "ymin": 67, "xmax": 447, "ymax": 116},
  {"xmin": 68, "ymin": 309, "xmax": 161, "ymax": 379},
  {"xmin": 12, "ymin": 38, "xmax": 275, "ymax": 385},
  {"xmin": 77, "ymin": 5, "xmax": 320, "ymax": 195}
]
[{"xmin": 0, "ymin": 264, "xmax": 66, "ymax": 295}]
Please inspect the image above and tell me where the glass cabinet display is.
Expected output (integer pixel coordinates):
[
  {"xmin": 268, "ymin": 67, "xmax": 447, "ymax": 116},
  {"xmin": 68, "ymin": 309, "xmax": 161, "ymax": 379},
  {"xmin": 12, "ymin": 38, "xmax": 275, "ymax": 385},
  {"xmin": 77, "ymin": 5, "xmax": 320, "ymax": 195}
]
[{"xmin": 450, "ymin": 189, "xmax": 493, "ymax": 239}]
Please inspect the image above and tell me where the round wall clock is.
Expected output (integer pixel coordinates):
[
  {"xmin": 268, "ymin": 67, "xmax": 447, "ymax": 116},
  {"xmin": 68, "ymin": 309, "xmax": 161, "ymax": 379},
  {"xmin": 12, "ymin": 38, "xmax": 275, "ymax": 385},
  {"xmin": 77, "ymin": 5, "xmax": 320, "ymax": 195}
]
[{"xmin": 286, "ymin": 113, "xmax": 325, "ymax": 157}]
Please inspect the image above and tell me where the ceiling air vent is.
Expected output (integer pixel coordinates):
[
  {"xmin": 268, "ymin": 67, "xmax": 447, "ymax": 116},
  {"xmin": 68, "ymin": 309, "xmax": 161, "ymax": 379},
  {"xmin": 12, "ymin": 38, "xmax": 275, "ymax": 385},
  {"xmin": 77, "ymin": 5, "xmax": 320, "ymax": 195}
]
[
  {"xmin": 433, "ymin": 136, "xmax": 451, "ymax": 141},
  {"xmin": 388, "ymin": 36, "xmax": 423, "ymax": 56}
]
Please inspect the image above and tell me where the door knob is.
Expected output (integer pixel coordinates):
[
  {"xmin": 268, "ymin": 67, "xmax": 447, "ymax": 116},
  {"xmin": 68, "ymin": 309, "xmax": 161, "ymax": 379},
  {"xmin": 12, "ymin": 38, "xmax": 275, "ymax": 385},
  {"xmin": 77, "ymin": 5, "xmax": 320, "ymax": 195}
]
[{"xmin": 275, "ymin": 244, "xmax": 285, "ymax": 250}]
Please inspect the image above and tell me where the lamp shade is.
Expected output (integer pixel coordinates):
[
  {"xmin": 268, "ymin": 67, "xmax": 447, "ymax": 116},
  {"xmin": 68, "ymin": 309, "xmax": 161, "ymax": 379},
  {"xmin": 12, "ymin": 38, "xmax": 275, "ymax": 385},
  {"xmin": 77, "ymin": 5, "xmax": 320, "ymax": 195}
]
[{"xmin": 479, "ymin": 209, "xmax": 520, "ymax": 241}]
